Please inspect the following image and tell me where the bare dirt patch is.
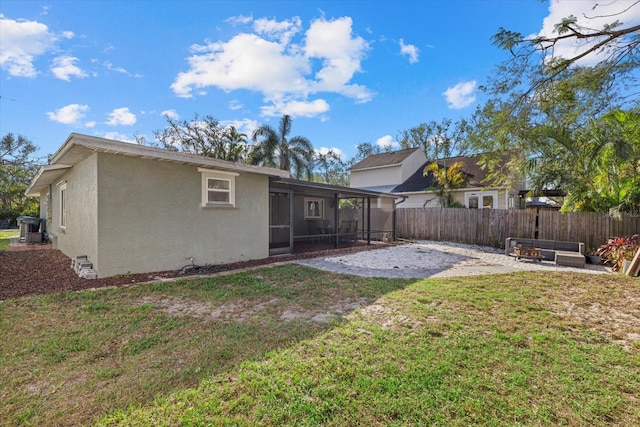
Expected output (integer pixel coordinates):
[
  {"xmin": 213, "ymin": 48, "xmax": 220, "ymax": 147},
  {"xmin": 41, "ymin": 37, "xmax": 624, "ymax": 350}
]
[
  {"xmin": 0, "ymin": 244, "xmax": 392, "ymax": 300},
  {"xmin": 137, "ymin": 295, "xmax": 374, "ymax": 324},
  {"xmin": 552, "ymin": 286, "xmax": 640, "ymax": 351}
]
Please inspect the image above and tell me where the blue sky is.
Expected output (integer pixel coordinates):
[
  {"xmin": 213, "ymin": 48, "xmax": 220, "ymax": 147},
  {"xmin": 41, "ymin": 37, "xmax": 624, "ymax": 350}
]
[{"xmin": 1, "ymin": 1, "xmax": 636, "ymax": 162}]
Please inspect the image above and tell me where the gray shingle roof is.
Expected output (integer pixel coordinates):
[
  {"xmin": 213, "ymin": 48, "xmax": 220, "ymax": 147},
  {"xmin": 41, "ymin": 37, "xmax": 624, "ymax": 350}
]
[
  {"xmin": 392, "ymin": 153, "xmax": 490, "ymax": 193},
  {"xmin": 350, "ymin": 148, "xmax": 421, "ymax": 171}
]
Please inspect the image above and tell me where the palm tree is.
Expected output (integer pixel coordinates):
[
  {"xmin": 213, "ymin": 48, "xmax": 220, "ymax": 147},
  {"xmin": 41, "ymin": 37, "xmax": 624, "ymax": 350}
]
[
  {"xmin": 221, "ymin": 126, "xmax": 249, "ymax": 162},
  {"xmin": 250, "ymin": 115, "xmax": 314, "ymax": 179},
  {"xmin": 423, "ymin": 161, "xmax": 466, "ymax": 207}
]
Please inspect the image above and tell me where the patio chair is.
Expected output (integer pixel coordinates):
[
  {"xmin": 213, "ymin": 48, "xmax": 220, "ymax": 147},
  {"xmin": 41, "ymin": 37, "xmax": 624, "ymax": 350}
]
[
  {"xmin": 307, "ymin": 219, "xmax": 329, "ymax": 243},
  {"xmin": 339, "ymin": 220, "xmax": 359, "ymax": 243}
]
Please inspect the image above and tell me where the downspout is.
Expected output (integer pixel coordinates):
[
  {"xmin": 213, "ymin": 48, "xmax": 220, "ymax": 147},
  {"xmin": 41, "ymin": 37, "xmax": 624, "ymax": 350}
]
[{"xmin": 393, "ymin": 195, "xmax": 407, "ymax": 241}]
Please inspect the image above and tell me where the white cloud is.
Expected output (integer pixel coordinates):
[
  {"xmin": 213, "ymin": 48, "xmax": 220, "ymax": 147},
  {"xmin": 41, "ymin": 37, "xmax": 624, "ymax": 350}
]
[
  {"xmin": 51, "ymin": 55, "xmax": 88, "ymax": 81},
  {"xmin": 304, "ymin": 17, "xmax": 373, "ymax": 100},
  {"xmin": 443, "ymin": 80, "xmax": 477, "ymax": 109},
  {"xmin": 161, "ymin": 109, "xmax": 179, "ymax": 120},
  {"xmin": 399, "ymin": 39, "xmax": 419, "ymax": 64},
  {"xmin": 260, "ymin": 98, "xmax": 330, "ymax": 118},
  {"xmin": 172, "ymin": 33, "xmax": 308, "ymax": 97},
  {"xmin": 226, "ymin": 14, "xmax": 253, "ymax": 26},
  {"xmin": 104, "ymin": 61, "xmax": 143, "ymax": 77},
  {"xmin": 376, "ymin": 135, "xmax": 398, "ymax": 149},
  {"xmin": 46, "ymin": 104, "xmax": 89, "ymax": 124},
  {"xmin": 105, "ymin": 107, "xmax": 137, "ymax": 126},
  {"xmin": 537, "ymin": 0, "xmax": 640, "ymax": 66},
  {"xmin": 171, "ymin": 16, "xmax": 373, "ymax": 118},
  {"xmin": 85, "ymin": 121, "xmax": 96, "ymax": 128},
  {"xmin": 228, "ymin": 99, "xmax": 243, "ymax": 110},
  {"xmin": 254, "ymin": 16, "xmax": 302, "ymax": 45},
  {"xmin": 0, "ymin": 14, "xmax": 57, "ymax": 77}
]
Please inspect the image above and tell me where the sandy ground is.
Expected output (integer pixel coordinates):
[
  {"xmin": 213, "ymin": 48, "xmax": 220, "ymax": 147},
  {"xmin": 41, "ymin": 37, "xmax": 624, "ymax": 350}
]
[{"xmin": 296, "ymin": 240, "xmax": 609, "ymax": 278}]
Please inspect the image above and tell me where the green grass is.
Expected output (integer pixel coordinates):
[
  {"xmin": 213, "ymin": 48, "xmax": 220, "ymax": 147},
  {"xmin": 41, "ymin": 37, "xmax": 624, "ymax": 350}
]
[
  {"xmin": 1, "ymin": 265, "xmax": 638, "ymax": 426},
  {"xmin": 0, "ymin": 229, "xmax": 19, "ymax": 251}
]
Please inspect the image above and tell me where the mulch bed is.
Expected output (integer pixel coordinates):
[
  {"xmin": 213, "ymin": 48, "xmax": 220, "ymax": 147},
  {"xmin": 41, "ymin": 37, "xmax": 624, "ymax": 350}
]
[{"xmin": 0, "ymin": 244, "xmax": 392, "ymax": 300}]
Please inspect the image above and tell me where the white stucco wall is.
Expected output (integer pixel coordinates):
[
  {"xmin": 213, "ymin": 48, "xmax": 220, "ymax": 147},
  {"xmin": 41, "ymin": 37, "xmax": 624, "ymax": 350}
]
[
  {"xmin": 350, "ymin": 165, "xmax": 404, "ymax": 189},
  {"xmin": 94, "ymin": 153, "xmax": 270, "ymax": 277},
  {"xmin": 50, "ymin": 153, "xmax": 99, "ymax": 265}
]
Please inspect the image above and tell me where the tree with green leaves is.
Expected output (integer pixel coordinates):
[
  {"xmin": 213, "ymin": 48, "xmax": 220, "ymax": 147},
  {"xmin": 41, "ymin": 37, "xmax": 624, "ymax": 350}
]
[
  {"xmin": 312, "ymin": 149, "xmax": 349, "ymax": 186},
  {"xmin": 397, "ymin": 118, "xmax": 471, "ymax": 160},
  {"xmin": 560, "ymin": 109, "xmax": 640, "ymax": 214},
  {"xmin": 466, "ymin": 2, "xmax": 640, "ymax": 214},
  {"xmin": 422, "ymin": 161, "xmax": 466, "ymax": 208},
  {"xmin": 221, "ymin": 126, "xmax": 249, "ymax": 163},
  {"xmin": 249, "ymin": 115, "xmax": 314, "ymax": 179},
  {"xmin": 470, "ymin": 64, "xmax": 633, "ymax": 211},
  {"xmin": 491, "ymin": 2, "xmax": 640, "ymax": 101},
  {"xmin": 1, "ymin": 133, "xmax": 40, "ymax": 224},
  {"xmin": 153, "ymin": 113, "xmax": 249, "ymax": 162}
]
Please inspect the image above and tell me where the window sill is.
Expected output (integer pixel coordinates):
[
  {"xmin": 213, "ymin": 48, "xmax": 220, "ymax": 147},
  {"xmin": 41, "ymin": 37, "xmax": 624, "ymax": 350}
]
[
  {"xmin": 201, "ymin": 203, "xmax": 236, "ymax": 209},
  {"xmin": 58, "ymin": 227, "xmax": 66, "ymax": 234}
]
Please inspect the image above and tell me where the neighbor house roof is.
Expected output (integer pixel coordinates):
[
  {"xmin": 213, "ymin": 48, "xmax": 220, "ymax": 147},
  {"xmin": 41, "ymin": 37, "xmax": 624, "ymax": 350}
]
[
  {"xmin": 349, "ymin": 148, "xmax": 421, "ymax": 171},
  {"xmin": 26, "ymin": 133, "xmax": 290, "ymax": 196},
  {"xmin": 392, "ymin": 153, "xmax": 492, "ymax": 193}
]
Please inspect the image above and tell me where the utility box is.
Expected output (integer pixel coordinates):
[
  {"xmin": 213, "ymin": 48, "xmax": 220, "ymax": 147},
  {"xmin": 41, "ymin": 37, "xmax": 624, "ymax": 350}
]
[
  {"xmin": 17, "ymin": 216, "xmax": 42, "ymax": 243},
  {"xmin": 26, "ymin": 232, "xmax": 42, "ymax": 243}
]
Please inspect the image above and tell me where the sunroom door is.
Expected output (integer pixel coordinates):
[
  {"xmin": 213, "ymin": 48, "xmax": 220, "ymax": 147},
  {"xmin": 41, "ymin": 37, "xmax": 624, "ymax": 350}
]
[{"xmin": 269, "ymin": 190, "xmax": 292, "ymax": 255}]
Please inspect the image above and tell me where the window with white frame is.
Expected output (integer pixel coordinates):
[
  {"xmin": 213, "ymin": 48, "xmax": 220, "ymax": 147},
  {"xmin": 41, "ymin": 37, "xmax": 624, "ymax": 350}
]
[
  {"xmin": 198, "ymin": 168, "xmax": 238, "ymax": 207},
  {"xmin": 58, "ymin": 181, "xmax": 67, "ymax": 228},
  {"xmin": 304, "ymin": 198, "xmax": 323, "ymax": 219},
  {"xmin": 465, "ymin": 190, "xmax": 498, "ymax": 209}
]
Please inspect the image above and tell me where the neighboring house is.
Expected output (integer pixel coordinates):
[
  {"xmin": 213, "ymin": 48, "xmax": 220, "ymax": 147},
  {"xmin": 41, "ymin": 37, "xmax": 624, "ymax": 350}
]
[
  {"xmin": 349, "ymin": 148, "xmax": 428, "ymax": 193},
  {"xmin": 26, "ymin": 134, "xmax": 396, "ymax": 277},
  {"xmin": 350, "ymin": 150, "xmax": 526, "ymax": 209}
]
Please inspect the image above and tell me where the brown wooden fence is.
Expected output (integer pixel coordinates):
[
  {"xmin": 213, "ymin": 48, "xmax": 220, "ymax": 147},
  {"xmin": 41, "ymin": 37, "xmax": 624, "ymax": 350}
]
[{"xmin": 395, "ymin": 208, "xmax": 640, "ymax": 250}]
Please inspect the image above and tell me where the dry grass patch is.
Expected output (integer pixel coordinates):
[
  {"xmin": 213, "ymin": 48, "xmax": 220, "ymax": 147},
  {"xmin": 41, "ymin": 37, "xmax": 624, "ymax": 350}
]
[
  {"xmin": 2, "ymin": 265, "xmax": 639, "ymax": 426},
  {"xmin": 0, "ymin": 264, "xmax": 406, "ymax": 426}
]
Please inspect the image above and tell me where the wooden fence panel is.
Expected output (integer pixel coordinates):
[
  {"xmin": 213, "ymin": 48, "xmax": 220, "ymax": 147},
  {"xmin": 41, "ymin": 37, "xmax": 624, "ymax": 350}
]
[{"xmin": 396, "ymin": 208, "xmax": 640, "ymax": 249}]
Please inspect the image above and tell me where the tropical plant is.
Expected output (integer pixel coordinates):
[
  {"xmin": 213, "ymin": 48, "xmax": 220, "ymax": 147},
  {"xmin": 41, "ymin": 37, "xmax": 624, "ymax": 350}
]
[
  {"xmin": 597, "ymin": 234, "xmax": 640, "ymax": 272},
  {"xmin": 467, "ymin": 2, "xmax": 640, "ymax": 214},
  {"xmin": 250, "ymin": 115, "xmax": 314, "ymax": 179},
  {"xmin": 221, "ymin": 126, "xmax": 249, "ymax": 163},
  {"xmin": 423, "ymin": 161, "xmax": 466, "ymax": 208}
]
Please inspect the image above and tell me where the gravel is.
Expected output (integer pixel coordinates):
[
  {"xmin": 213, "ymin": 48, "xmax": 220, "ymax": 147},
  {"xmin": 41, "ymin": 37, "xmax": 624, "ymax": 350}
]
[{"xmin": 296, "ymin": 240, "xmax": 610, "ymax": 278}]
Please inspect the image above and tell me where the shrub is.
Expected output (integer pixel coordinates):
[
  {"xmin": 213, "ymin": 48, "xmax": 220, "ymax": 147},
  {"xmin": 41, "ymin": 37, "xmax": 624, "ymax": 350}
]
[{"xmin": 597, "ymin": 234, "xmax": 640, "ymax": 272}]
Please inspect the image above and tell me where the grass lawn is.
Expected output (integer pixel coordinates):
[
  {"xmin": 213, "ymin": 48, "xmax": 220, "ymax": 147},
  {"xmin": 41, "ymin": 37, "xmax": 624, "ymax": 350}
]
[
  {"xmin": 1, "ymin": 265, "xmax": 638, "ymax": 426},
  {"xmin": 0, "ymin": 229, "xmax": 19, "ymax": 251}
]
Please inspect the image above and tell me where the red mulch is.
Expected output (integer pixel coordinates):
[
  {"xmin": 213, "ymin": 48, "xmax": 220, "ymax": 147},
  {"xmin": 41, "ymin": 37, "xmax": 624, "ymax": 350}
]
[{"xmin": 0, "ymin": 244, "xmax": 392, "ymax": 300}]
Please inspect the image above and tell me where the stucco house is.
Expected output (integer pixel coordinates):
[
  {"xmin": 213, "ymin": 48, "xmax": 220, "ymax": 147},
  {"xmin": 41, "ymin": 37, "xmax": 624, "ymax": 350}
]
[
  {"xmin": 26, "ymin": 133, "xmax": 396, "ymax": 277},
  {"xmin": 350, "ymin": 149, "xmax": 526, "ymax": 209}
]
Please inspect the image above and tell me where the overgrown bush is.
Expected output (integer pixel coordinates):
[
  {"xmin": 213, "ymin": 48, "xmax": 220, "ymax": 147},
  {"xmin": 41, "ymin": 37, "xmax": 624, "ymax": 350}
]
[{"xmin": 597, "ymin": 234, "xmax": 640, "ymax": 272}]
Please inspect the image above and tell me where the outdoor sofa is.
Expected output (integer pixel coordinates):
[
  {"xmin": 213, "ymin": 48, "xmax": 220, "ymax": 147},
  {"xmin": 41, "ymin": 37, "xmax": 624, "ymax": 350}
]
[{"xmin": 505, "ymin": 237, "xmax": 586, "ymax": 268}]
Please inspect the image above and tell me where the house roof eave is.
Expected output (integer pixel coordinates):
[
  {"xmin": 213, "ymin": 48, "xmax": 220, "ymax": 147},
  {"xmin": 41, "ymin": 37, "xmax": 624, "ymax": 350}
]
[
  {"xmin": 25, "ymin": 164, "xmax": 72, "ymax": 196},
  {"xmin": 50, "ymin": 133, "xmax": 290, "ymax": 178}
]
